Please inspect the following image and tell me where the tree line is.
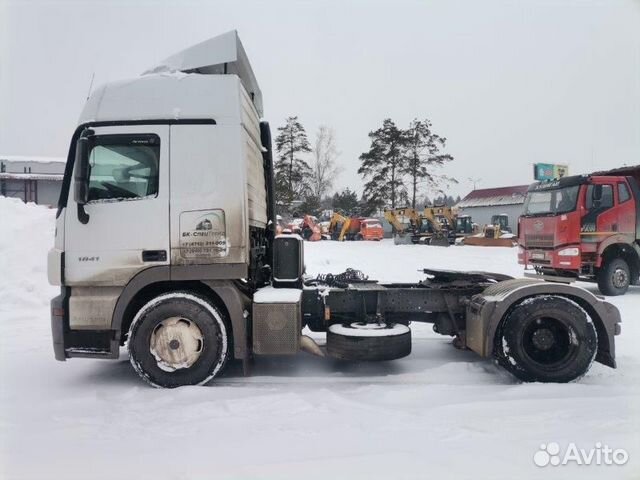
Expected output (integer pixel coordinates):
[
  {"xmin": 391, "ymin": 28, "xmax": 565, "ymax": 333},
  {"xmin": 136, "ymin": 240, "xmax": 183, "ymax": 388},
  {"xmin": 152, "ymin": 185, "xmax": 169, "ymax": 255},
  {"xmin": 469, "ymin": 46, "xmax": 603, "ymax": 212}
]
[{"xmin": 274, "ymin": 116, "xmax": 455, "ymax": 217}]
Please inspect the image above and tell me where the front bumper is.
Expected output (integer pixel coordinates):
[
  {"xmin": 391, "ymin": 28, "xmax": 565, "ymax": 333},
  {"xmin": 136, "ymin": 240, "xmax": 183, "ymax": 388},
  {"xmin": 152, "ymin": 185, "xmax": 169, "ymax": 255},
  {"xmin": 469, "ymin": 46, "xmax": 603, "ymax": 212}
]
[
  {"xmin": 519, "ymin": 246, "xmax": 582, "ymax": 271},
  {"xmin": 50, "ymin": 287, "xmax": 119, "ymax": 361},
  {"xmin": 51, "ymin": 288, "xmax": 67, "ymax": 361}
]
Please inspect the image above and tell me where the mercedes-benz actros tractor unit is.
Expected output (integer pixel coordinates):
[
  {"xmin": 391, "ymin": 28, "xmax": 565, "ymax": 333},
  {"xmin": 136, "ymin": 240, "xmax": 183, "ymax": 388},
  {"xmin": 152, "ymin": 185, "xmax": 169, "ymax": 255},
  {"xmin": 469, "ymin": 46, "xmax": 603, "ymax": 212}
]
[{"xmin": 48, "ymin": 31, "xmax": 621, "ymax": 388}]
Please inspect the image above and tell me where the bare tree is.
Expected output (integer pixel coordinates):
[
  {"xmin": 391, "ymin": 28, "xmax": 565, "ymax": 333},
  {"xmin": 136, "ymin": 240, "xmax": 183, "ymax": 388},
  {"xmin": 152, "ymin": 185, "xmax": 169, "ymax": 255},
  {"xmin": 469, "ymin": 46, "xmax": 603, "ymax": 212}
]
[{"xmin": 310, "ymin": 126, "xmax": 342, "ymax": 199}]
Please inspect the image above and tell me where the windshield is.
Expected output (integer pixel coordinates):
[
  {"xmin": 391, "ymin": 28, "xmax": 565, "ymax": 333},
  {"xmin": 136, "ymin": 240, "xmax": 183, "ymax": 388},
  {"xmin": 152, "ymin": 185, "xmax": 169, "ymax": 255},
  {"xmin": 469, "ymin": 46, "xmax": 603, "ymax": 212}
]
[{"xmin": 523, "ymin": 185, "xmax": 580, "ymax": 216}]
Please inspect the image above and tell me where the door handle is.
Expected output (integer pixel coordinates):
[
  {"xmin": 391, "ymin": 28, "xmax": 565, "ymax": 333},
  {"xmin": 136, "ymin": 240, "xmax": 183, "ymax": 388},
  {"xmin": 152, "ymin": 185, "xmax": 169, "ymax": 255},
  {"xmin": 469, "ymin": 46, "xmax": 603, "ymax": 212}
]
[{"xmin": 142, "ymin": 250, "xmax": 167, "ymax": 262}]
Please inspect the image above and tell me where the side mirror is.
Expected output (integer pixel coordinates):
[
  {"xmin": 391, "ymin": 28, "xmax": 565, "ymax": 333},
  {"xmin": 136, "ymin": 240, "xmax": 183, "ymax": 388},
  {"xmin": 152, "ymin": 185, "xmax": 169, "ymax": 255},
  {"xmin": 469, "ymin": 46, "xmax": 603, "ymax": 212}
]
[
  {"xmin": 73, "ymin": 129, "xmax": 93, "ymax": 224},
  {"xmin": 592, "ymin": 184, "xmax": 603, "ymax": 202},
  {"xmin": 73, "ymin": 136, "xmax": 90, "ymax": 205}
]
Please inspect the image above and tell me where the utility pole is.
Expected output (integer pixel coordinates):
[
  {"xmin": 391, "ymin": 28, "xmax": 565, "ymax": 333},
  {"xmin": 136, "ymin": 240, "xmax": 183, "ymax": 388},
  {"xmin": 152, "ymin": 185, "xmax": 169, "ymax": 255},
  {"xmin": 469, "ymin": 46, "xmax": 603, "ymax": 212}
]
[{"xmin": 468, "ymin": 177, "xmax": 482, "ymax": 191}]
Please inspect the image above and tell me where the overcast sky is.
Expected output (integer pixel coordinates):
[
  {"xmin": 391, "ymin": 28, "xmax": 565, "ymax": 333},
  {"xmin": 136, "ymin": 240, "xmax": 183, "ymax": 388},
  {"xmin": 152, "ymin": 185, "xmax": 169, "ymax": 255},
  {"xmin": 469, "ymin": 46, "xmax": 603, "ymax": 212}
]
[{"xmin": 1, "ymin": 0, "xmax": 639, "ymax": 197}]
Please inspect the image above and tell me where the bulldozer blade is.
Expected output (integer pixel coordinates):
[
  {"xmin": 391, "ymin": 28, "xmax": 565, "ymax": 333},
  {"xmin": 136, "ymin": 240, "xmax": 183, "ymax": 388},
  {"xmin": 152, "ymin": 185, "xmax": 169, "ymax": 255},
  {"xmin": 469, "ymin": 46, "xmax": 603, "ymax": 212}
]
[
  {"xmin": 394, "ymin": 234, "xmax": 414, "ymax": 245},
  {"xmin": 462, "ymin": 236, "xmax": 517, "ymax": 247},
  {"xmin": 428, "ymin": 236, "xmax": 450, "ymax": 247}
]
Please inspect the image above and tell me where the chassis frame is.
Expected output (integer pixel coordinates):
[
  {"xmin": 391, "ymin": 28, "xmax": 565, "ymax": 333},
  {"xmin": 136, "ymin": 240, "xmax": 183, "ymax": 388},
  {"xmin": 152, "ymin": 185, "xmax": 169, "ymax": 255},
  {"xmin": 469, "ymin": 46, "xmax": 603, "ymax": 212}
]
[{"xmin": 301, "ymin": 269, "xmax": 620, "ymax": 368}]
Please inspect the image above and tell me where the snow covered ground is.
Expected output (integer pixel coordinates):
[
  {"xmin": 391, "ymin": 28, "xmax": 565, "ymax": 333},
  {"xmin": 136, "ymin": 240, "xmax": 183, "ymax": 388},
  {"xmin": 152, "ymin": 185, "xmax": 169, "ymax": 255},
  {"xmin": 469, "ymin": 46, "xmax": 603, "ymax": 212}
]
[{"xmin": 1, "ymin": 197, "xmax": 638, "ymax": 479}]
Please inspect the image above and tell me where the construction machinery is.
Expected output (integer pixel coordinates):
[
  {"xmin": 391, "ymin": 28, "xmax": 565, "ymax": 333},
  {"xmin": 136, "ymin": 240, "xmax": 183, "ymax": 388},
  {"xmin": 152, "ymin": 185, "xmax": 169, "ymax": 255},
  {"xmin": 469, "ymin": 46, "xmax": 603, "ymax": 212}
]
[
  {"xmin": 328, "ymin": 212, "xmax": 351, "ymax": 241},
  {"xmin": 299, "ymin": 215, "xmax": 322, "ymax": 241},
  {"xmin": 359, "ymin": 218, "xmax": 384, "ymax": 241},
  {"xmin": 454, "ymin": 215, "xmax": 478, "ymax": 235},
  {"xmin": 423, "ymin": 206, "xmax": 458, "ymax": 245},
  {"xmin": 463, "ymin": 214, "xmax": 517, "ymax": 247},
  {"xmin": 384, "ymin": 207, "xmax": 450, "ymax": 246},
  {"xmin": 328, "ymin": 213, "xmax": 384, "ymax": 241}
]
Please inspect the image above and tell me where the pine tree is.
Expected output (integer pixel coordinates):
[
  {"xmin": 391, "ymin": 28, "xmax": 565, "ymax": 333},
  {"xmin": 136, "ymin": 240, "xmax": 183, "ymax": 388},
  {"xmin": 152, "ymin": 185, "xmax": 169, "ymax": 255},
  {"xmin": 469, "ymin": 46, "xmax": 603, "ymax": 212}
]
[
  {"xmin": 297, "ymin": 194, "xmax": 322, "ymax": 217},
  {"xmin": 274, "ymin": 116, "xmax": 312, "ymax": 207},
  {"xmin": 403, "ymin": 118, "xmax": 455, "ymax": 209},
  {"xmin": 358, "ymin": 119, "xmax": 408, "ymax": 211},
  {"xmin": 332, "ymin": 188, "xmax": 359, "ymax": 216}
]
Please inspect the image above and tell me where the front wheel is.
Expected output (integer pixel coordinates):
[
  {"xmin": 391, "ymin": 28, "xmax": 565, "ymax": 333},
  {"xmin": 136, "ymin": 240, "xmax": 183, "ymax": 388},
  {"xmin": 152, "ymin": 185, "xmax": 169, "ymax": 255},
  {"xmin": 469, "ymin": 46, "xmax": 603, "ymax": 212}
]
[
  {"xmin": 597, "ymin": 257, "xmax": 630, "ymax": 296},
  {"xmin": 495, "ymin": 296, "xmax": 597, "ymax": 383},
  {"xmin": 128, "ymin": 292, "xmax": 230, "ymax": 388}
]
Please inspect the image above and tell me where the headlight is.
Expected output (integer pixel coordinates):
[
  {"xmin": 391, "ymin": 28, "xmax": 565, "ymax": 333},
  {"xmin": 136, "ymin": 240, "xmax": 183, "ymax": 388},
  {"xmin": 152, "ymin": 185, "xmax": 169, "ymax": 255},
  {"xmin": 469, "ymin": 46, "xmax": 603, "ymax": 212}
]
[{"xmin": 558, "ymin": 247, "xmax": 580, "ymax": 256}]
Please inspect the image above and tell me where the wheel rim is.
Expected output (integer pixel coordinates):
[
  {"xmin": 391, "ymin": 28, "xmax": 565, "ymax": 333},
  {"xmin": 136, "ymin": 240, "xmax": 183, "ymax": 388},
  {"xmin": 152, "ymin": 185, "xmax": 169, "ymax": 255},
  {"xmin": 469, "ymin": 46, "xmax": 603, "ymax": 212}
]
[
  {"xmin": 150, "ymin": 317, "xmax": 204, "ymax": 372},
  {"xmin": 350, "ymin": 321, "xmax": 389, "ymax": 330},
  {"xmin": 522, "ymin": 317, "xmax": 577, "ymax": 367},
  {"xmin": 611, "ymin": 267, "xmax": 629, "ymax": 289}
]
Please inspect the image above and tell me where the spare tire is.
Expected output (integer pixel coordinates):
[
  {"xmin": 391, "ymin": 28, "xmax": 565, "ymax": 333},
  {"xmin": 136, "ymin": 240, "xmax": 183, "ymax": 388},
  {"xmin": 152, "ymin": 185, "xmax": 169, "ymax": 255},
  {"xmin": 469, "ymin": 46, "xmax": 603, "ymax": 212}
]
[{"xmin": 327, "ymin": 322, "xmax": 411, "ymax": 361}]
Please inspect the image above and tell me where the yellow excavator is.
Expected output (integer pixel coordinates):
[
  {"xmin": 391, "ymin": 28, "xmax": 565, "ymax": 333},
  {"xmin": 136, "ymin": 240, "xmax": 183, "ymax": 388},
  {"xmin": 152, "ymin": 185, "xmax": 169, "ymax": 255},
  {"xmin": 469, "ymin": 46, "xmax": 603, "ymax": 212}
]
[
  {"xmin": 383, "ymin": 208, "xmax": 418, "ymax": 244},
  {"xmin": 328, "ymin": 212, "xmax": 352, "ymax": 241},
  {"xmin": 384, "ymin": 207, "xmax": 450, "ymax": 246}
]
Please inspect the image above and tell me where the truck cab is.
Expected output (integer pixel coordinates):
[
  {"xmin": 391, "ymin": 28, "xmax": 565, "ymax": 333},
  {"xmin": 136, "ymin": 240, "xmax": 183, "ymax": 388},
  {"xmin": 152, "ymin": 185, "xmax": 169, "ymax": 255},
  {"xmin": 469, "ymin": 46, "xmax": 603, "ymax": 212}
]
[{"xmin": 518, "ymin": 170, "xmax": 640, "ymax": 295}]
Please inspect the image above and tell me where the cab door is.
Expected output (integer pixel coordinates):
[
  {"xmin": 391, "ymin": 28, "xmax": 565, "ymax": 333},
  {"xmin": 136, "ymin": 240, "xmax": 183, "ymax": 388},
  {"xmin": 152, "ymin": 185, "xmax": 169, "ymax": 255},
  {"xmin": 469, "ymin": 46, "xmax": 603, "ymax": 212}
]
[
  {"xmin": 64, "ymin": 124, "xmax": 170, "ymax": 286},
  {"xmin": 615, "ymin": 179, "xmax": 636, "ymax": 235},
  {"xmin": 582, "ymin": 181, "xmax": 616, "ymax": 234}
]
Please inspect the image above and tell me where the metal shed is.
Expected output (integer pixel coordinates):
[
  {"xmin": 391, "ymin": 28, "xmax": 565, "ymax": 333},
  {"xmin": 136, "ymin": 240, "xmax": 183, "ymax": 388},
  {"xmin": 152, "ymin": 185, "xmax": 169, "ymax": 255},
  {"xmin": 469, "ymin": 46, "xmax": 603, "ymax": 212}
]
[
  {"xmin": 0, "ymin": 156, "xmax": 65, "ymax": 205},
  {"xmin": 455, "ymin": 185, "xmax": 529, "ymax": 229}
]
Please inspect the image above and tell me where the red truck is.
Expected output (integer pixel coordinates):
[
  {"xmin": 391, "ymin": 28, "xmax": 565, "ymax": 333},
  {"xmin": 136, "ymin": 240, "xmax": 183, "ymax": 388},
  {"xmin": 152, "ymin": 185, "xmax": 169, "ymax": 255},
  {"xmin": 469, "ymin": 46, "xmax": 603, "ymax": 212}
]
[{"xmin": 518, "ymin": 165, "xmax": 640, "ymax": 296}]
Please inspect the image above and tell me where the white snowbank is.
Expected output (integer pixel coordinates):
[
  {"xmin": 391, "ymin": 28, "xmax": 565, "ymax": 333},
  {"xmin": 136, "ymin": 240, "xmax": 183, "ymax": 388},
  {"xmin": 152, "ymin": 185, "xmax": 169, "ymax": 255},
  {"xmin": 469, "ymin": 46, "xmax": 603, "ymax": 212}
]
[{"xmin": 1, "ymin": 197, "xmax": 638, "ymax": 480}]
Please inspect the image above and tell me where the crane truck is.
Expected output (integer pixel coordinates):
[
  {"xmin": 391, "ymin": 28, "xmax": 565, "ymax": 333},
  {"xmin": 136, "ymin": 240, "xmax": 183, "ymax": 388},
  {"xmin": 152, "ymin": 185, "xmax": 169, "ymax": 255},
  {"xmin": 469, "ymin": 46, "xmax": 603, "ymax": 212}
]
[
  {"xmin": 518, "ymin": 165, "xmax": 640, "ymax": 296},
  {"xmin": 48, "ymin": 31, "xmax": 620, "ymax": 388}
]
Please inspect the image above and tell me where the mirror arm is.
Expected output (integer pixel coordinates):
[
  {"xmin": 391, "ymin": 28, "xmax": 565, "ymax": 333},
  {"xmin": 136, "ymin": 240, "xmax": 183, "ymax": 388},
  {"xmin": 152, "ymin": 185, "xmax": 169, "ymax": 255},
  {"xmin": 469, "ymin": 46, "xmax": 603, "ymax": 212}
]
[{"xmin": 77, "ymin": 203, "xmax": 90, "ymax": 224}]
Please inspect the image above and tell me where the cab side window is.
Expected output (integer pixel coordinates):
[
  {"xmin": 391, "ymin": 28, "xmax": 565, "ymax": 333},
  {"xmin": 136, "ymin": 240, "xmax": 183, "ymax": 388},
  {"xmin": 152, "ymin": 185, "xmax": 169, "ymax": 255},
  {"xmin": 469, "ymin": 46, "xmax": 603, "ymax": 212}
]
[
  {"xmin": 585, "ymin": 184, "xmax": 613, "ymax": 210},
  {"xmin": 618, "ymin": 183, "xmax": 631, "ymax": 203},
  {"xmin": 87, "ymin": 134, "xmax": 160, "ymax": 202}
]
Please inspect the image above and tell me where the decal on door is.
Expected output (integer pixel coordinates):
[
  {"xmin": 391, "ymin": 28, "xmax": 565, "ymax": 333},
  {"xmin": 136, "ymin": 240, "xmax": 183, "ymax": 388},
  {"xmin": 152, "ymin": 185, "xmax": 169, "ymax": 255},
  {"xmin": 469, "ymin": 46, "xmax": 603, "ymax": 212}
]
[{"xmin": 179, "ymin": 209, "xmax": 228, "ymax": 261}]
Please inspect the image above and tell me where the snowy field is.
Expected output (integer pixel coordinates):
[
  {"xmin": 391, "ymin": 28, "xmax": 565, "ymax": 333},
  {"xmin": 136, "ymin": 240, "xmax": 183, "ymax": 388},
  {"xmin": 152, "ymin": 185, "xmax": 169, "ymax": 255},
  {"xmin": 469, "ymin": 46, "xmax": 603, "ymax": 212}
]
[{"xmin": 1, "ymin": 197, "xmax": 639, "ymax": 480}]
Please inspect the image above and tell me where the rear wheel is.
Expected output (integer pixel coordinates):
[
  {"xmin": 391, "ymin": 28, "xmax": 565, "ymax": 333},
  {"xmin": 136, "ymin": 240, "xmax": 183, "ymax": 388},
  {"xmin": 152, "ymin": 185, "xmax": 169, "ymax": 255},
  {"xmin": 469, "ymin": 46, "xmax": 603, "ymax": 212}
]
[
  {"xmin": 597, "ymin": 257, "xmax": 630, "ymax": 296},
  {"xmin": 128, "ymin": 292, "xmax": 230, "ymax": 388},
  {"xmin": 327, "ymin": 322, "xmax": 411, "ymax": 361},
  {"xmin": 495, "ymin": 296, "xmax": 597, "ymax": 383}
]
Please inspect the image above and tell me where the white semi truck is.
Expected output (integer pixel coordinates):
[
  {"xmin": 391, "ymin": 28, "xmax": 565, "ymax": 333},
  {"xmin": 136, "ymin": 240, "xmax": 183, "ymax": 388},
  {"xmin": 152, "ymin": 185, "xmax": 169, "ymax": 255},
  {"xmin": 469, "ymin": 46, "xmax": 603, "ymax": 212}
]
[{"xmin": 48, "ymin": 31, "xmax": 621, "ymax": 387}]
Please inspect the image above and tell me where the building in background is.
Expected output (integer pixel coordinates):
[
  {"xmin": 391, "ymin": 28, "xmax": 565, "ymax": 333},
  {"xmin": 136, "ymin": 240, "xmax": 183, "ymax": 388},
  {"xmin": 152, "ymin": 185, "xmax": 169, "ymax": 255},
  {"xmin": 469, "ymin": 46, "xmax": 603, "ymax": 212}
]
[
  {"xmin": 455, "ymin": 185, "xmax": 529, "ymax": 230},
  {"xmin": 0, "ymin": 156, "xmax": 65, "ymax": 206}
]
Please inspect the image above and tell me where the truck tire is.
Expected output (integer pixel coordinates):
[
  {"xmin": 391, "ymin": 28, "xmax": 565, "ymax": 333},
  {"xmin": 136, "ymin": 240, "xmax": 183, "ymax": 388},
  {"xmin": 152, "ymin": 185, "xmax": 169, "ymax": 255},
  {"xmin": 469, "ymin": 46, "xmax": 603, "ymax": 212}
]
[
  {"xmin": 495, "ymin": 296, "xmax": 597, "ymax": 383},
  {"xmin": 128, "ymin": 292, "xmax": 230, "ymax": 388},
  {"xmin": 327, "ymin": 322, "xmax": 411, "ymax": 361},
  {"xmin": 597, "ymin": 258, "xmax": 630, "ymax": 296}
]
